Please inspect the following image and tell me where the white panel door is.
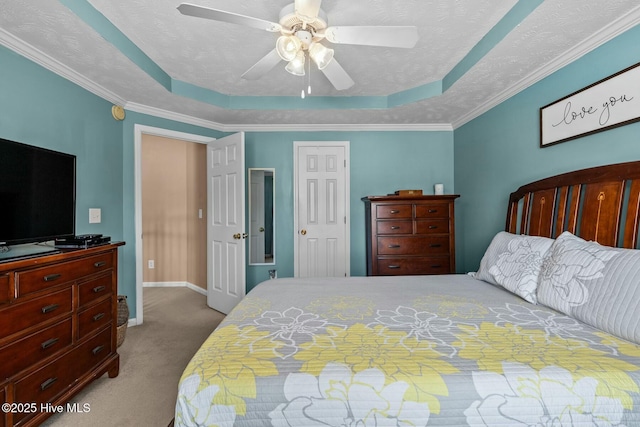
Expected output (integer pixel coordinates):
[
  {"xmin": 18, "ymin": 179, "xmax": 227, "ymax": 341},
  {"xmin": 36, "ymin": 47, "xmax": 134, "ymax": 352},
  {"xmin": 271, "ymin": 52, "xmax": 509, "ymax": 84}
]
[
  {"xmin": 295, "ymin": 142, "xmax": 350, "ymax": 277},
  {"xmin": 207, "ymin": 132, "xmax": 245, "ymax": 314}
]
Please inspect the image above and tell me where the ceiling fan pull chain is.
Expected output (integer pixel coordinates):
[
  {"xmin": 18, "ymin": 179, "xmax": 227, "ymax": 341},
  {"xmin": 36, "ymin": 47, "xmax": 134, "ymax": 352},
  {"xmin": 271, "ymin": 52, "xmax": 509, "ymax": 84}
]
[{"xmin": 307, "ymin": 55, "xmax": 312, "ymax": 95}]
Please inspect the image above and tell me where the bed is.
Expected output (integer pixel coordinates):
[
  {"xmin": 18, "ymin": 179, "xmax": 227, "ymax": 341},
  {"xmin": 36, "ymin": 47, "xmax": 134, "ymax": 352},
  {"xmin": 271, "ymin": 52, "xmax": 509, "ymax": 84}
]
[{"xmin": 175, "ymin": 161, "xmax": 640, "ymax": 426}]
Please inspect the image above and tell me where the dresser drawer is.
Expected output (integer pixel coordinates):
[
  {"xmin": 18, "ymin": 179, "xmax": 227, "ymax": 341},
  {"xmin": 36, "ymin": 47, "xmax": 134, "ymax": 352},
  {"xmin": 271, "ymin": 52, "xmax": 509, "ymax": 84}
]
[
  {"xmin": 415, "ymin": 204, "xmax": 450, "ymax": 219},
  {"xmin": 415, "ymin": 219, "xmax": 449, "ymax": 234},
  {"xmin": 13, "ymin": 353, "xmax": 75, "ymax": 423},
  {"xmin": 0, "ymin": 318, "xmax": 72, "ymax": 379},
  {"xmin": 13, "ymin": 327, "xmax": 112, "ymax": 424},
  {"xmin": 377, "ymin": 236, "xmax": 450, "ymax": 255},
  {"xmin": 376, "ymin": 204, "xmax": 412, "ymax": 219},
  {"xmin": 75, "ymin": 326, "xmax": 112, "ymax": 377},
  {"xmin": 16, "ymin": 253, "xmax": 113, "ymax": 297},
  {"xmin": 78, "ymin": 298, "xmax": 112, "ymax": 339},
  {"xmin": 0, "ymin": 386, "xmax": 5, "ymax": 427},
  {"xmin": 78, "ymin": 273, "xmax": 112, "ymax": 309},
  {"xmin": 376, "ymin": 221, "xmax": 413, "ymax": 235},
  {"xmin": 0, "ymin": 288, "xmax": 72, "ymax": 341},
  {"xmin": 377, "ymin": 257, "xmax": 451, "ymax": 275},
  {"xmin": 0, "ymin": 274, "xmax": 8, "ymax": 304}
]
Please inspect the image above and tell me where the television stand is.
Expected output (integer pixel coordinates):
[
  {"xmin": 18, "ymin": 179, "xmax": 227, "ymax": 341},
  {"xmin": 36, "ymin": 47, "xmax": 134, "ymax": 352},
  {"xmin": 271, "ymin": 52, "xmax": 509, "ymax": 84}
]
[{"xmin": 0, "ymin": 243, "xmax": 60, "ymax": 262}]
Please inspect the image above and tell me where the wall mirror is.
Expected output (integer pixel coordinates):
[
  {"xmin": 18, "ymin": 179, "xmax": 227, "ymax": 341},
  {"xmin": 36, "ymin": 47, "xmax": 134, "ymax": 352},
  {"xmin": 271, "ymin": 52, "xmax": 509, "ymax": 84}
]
[{"xmin": 249, "ymin": 168, "xmax": 275, "ymax": 265}]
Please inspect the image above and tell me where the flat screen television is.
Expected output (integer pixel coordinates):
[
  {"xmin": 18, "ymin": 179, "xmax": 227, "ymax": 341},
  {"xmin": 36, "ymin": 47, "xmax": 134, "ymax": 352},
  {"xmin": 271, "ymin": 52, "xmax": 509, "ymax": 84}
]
[{"xmin": 0, "ymin": 138, "xmax": 76, "ymax": 257}]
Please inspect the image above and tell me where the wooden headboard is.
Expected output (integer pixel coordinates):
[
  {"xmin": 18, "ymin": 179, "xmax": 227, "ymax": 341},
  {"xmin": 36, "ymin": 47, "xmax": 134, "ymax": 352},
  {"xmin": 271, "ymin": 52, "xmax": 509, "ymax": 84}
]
[{"xmin": 506, "ymin": 161, "xmax": 640, "ymax": 249}]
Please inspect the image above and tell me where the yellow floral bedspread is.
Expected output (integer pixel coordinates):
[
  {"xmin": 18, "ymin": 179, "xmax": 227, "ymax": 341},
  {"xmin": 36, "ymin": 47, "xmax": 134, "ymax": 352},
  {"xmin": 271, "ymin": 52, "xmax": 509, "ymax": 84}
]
[{"xmin": 175, "ymin": 275, "xmax": 640, "ymax": 426}]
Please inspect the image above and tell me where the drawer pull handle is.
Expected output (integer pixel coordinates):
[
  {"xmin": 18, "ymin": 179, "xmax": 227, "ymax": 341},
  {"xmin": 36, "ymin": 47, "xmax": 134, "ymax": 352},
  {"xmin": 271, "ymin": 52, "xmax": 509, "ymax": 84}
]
[
  {"xmin": 428, "ymin": 209, "xmax": 438, "ymax": 213},
  {"xmin": 92, "ymin": 285, "xmax": 106, "ymax": 293},
  {"xmin": 428, "ymin": 225, "xmax": 438, "ymax": 229},
  {"xmin": 92, "ymin": 345, "xmax": 106, "ymax": 355},
  {"xmin": 41, "ymin": 304, "xmax": 59, "ymax": 314},
  {"xmin": 94, "ymin": 261, "xmax": 107, "ymax": 268},
  {"xmin": 391, "ymin": 226, "xmax": 400, "ymax": 230},
  {"xmin": 431, "ymin": 264, "xmax": 442, "ymax": 268},
  {"xmin": 41, "ymin": 377, "xmax": 58, "ymax": 391},
  {"xmin": 388, "ymin": 265, "xmax": 401, "ymax": 269},
  {"xmin": 430, "ymin": 244, "xmax": 442, "ymax": 248},
  {"xmin": 93, "ymin": 312, "xmax": 105, "ymax": 322},
  {"xmin": 390, "ymin": 210, "xmax": 400, "ymax": 214},
  {"xmin": 43, "ymin": 273, "xmax": 61, "ymax": 282},
  {"xmin": 41, "ymin": 337, "xmax": 60, "ymax": 350},
  {"xmin": 388, "ymin": 244, "xmax": 401, "ymax": 248}
]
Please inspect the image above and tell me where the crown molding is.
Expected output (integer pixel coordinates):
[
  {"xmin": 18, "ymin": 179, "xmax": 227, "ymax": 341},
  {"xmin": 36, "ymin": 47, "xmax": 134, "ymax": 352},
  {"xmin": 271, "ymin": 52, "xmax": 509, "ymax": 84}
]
[
  {"xmin": 222, "ymin": 123, "xmax": 454, "ymax": 132},
  {"xmin": 124, "ymin": 102, "xmax": 227, "ymax": 131},
  {"xmin": 126, "ymin": 103, "xmax": 452, "ymax": 132},
  {"xmin": 0, "ymin": 28, "xmax": 126, "ymax": 107},
  {"xmin": 452, "ymin": 4, "xmax": 640, "ymax": 129},
  {"xmin": 0, "ymin": 29, "xmax": 451, "ymax": 133},
  {"xmin": 3, "ymin": 4, "xmax": 639, "ymax": 134}
]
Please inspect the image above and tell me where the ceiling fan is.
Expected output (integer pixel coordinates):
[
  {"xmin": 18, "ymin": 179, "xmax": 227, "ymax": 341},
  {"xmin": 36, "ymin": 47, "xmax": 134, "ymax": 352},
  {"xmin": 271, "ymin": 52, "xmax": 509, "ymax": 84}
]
[{"xmin": 177, "ymin": 0, "xmax": 419, "ymax": 91}]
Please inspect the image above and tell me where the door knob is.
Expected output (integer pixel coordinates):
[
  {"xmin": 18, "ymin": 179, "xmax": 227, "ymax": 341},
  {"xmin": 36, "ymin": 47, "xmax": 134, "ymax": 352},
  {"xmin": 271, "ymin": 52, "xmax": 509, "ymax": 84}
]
[
  {"xmin": 300, "ymin": 229, "xmax": 307, "ymax": 235},
  {"xmin": 259, "ymin": 227, "xmax": 265, "ymax": 232},
  {"xmin": 233, "ymin": 233, "xmax": 241, "ymax": 240}
]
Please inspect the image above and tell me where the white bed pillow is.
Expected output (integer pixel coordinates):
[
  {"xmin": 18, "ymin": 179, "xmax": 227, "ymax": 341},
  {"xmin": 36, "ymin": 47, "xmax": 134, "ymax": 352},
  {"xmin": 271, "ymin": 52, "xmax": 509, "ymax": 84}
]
[
  {"xmin": 474, "ymin": 231, "xmax": 554, "ymax": 304},
  {"xmin": 537, "ymin": 231, "xmax": 640, "ymax": 345}
]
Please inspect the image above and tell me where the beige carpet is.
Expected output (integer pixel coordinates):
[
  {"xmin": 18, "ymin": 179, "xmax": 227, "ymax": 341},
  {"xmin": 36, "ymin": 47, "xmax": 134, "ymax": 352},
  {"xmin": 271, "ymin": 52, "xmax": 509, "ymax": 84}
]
[{"xmin": 41, "ymin": 287, "xmax": 225, "ymax": 427}]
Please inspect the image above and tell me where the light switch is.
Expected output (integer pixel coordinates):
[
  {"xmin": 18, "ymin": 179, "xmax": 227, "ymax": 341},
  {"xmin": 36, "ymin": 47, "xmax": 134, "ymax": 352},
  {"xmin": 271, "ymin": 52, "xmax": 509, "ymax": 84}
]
[{"xmin": 89, "ymin": 208, "xmax": 101, "ymax": 224}]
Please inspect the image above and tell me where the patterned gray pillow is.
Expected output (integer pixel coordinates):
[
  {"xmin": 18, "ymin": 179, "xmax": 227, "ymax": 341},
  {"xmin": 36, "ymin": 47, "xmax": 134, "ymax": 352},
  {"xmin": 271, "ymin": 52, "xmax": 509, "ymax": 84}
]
[
  {"xmin": 538, "ymin": 231, "xmax": 640, "ymax": 345},
  {"xmin": 475, "ymin": 231, "xmax": 554, "ymax": 304}
]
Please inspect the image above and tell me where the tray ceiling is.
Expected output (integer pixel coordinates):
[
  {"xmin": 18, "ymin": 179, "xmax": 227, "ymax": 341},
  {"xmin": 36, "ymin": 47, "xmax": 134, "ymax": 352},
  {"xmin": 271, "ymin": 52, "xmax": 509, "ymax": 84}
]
[{"xmin": 1, "ymin": 0, "xmax": 639, "ymax": 130}]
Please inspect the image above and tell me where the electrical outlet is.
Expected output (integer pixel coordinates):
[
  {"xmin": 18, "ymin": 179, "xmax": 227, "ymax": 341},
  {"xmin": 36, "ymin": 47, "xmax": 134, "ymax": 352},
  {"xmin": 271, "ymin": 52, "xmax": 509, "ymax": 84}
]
[{"xmin": 148, "ymin": 260, "xmax": 155, "ymax": 269}]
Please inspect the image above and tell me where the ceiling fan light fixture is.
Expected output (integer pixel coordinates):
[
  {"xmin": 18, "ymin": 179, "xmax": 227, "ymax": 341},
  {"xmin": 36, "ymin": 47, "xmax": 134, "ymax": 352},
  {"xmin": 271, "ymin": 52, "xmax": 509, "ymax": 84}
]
[
  {"xmin": 276, "ymin": 35, "xmax": 301, "ymax": 61},
  {"xmin": 285, "ymin": 50, "xmax": 306, "ymax": 76},
  {"xmin": 309, "ymin": 42, "xmax": 334, "ymax": 70}
]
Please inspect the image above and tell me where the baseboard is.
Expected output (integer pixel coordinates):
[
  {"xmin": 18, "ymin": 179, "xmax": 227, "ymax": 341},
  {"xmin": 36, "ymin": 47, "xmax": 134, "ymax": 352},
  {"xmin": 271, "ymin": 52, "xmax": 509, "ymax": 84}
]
[
  {"xmin": 129, "ymin": 282, "xmax": 207, "ymax": 327},
  {"xmin": 143, "ymin": 281, "xmax": 207, "ymax": 296}
]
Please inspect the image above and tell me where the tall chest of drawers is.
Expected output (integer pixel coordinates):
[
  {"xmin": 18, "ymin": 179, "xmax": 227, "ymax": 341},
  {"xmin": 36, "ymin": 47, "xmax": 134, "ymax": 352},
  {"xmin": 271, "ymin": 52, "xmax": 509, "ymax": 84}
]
[
  {"xmin": 0, "ymin": 242, "xmax": 124, "ymax": 427},
  {"xmin": 362, "ymin": 195, "xmax": 459, "ymax": 276}
]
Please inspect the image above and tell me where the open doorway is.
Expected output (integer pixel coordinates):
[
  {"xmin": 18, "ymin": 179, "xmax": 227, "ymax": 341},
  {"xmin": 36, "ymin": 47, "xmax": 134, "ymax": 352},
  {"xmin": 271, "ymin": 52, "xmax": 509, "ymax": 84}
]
[{"xmin": 134, "ymin": 125, "xmax": 214, "ymax": 325}]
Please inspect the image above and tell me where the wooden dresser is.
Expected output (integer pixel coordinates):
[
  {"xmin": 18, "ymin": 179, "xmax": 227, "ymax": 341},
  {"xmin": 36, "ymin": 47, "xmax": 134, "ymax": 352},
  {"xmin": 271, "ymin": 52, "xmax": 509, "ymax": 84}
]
[
  {"xmin": 362, "ymin": 195, "xmax": 459, "ymax": 276},
  {"xmin": 0, "ymin": 242, "xmax": 124, "ymax": 426}
]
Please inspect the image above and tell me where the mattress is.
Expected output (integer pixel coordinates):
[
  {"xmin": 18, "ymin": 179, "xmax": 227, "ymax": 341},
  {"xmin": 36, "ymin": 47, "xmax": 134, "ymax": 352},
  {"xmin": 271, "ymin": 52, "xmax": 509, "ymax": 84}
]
[{"xmin": 175, "ymin": 274, "xmax": 640, "ymax": 426}]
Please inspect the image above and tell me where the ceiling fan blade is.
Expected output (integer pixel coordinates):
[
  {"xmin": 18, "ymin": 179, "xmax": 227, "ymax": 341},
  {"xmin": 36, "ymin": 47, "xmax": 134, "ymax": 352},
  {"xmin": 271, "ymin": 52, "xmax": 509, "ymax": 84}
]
[
  {"xmin": 295, "ymin": 0, "xmax": 322, "ymax": 21},
  {"xmin": 324, "ymin": 26, "xmax": 418, "ymax": 48},
  {"xmin": 241, "ymin": 49, "xmax": 283, "ymax": 80},
  {"xmin": 177, "ymin": 3, "xmax": 281, "ymax": 32},
  {"xmin": 321, "ymin": 58, "xmax": 355, "ymax": 91}
]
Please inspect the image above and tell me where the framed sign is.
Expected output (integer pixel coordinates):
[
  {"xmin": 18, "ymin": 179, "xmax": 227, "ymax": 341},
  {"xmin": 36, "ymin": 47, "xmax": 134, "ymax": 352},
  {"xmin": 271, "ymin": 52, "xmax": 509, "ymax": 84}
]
[{"xmin": 540, "ymin": 62, "xmax": 640, "ymax": 147}]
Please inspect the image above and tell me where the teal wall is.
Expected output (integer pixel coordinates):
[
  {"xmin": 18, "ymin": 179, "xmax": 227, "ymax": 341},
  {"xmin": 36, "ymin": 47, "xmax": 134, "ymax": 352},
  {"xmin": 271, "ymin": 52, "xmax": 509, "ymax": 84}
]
[
  {"xmin": 0, "ymin": 45, "xmax": 229, "ymax": 318},
  {"xmin": 244, "ymin": 131, "xmax": 454, "ymax": 290},
  {"xmin": 0, "ymin": 43, "xmax": 453, "ymax": 317},
  {"xmin": 454, "ymin": 24, "xmax": 640, "ymax": 273},
  {"xmin": 0, "ymin": 46, "xmax": 123, "ymax": 240},
  {"xmin": 5, "ymin": 21, "xmax": 638, "ymax": 318},
  {"xmin": 0, "ymin": 45, "xmax": 124, "ymax": 255}
]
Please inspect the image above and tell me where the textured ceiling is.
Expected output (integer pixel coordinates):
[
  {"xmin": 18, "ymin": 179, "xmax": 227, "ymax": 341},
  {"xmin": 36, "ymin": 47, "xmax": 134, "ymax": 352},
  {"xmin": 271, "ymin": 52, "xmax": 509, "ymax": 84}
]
[{"xmin": 0, "ymin": 0, "xmax": 639, "ymax": 130}]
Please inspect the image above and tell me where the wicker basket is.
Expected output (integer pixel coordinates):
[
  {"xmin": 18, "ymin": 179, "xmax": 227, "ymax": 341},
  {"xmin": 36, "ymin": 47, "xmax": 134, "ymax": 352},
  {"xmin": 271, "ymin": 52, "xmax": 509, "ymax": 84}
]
[
  {"xmin": 117, "ymin": 323, "xmax": 127, "ymax": 347},
  {"xmin": 117, "ymin": 295, "xmax": 129, "ymax": 347}
]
